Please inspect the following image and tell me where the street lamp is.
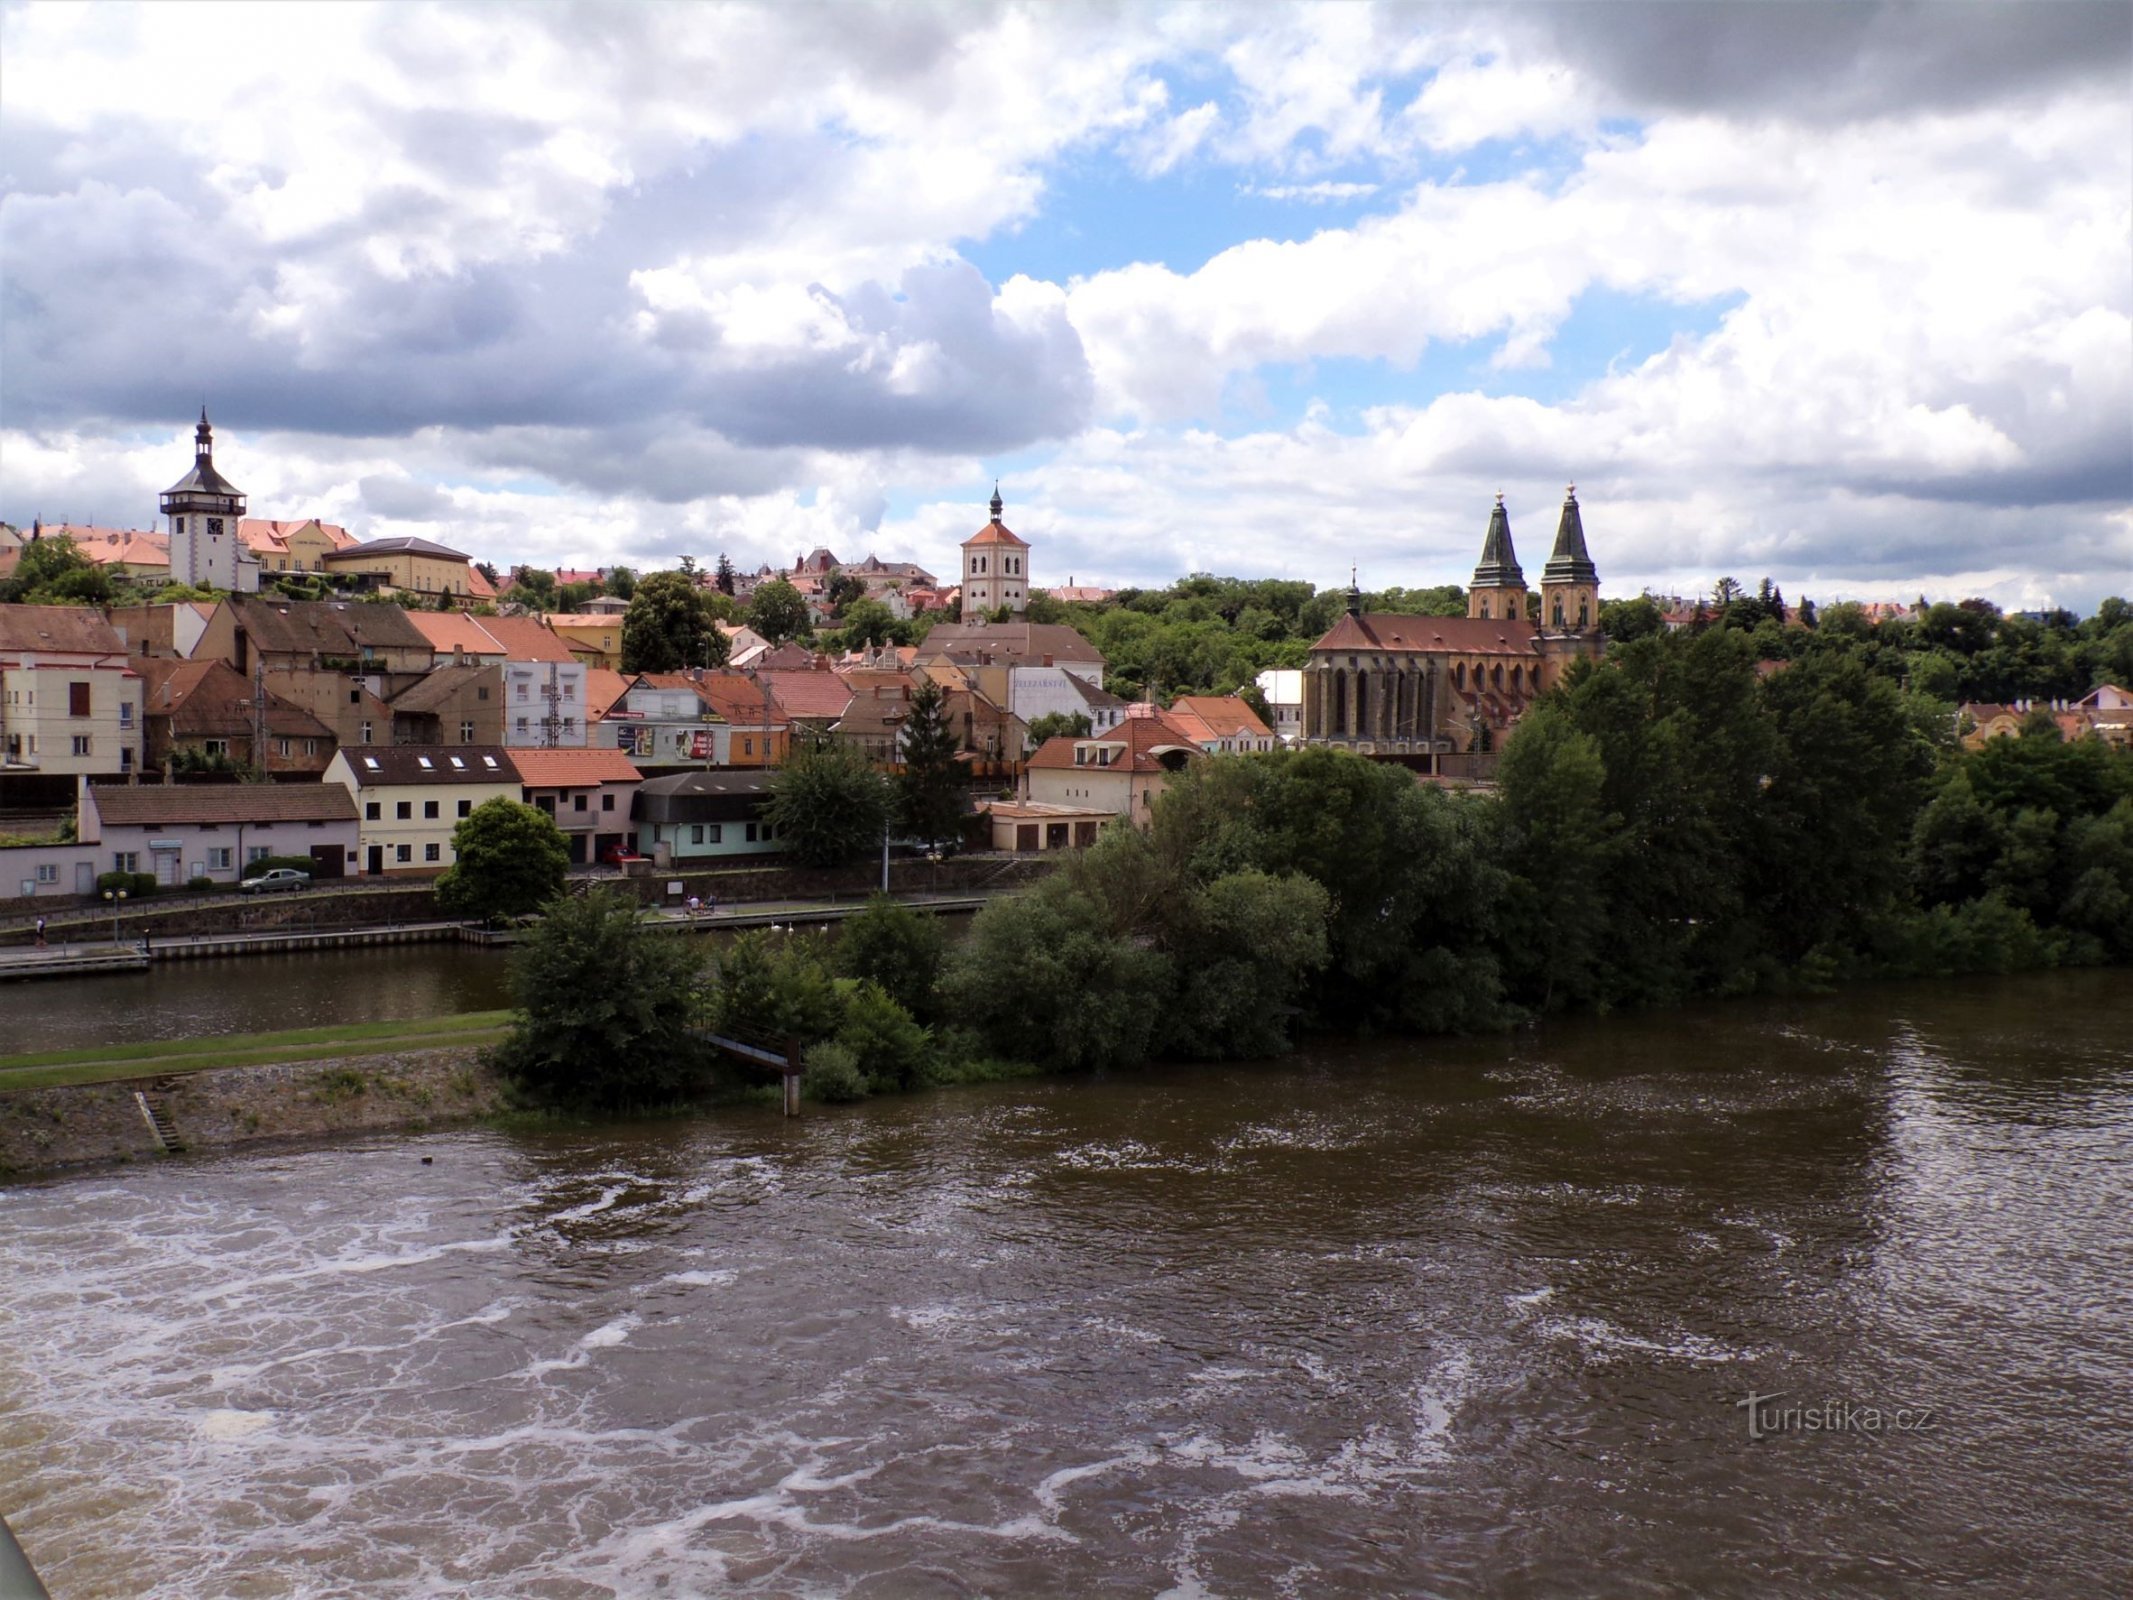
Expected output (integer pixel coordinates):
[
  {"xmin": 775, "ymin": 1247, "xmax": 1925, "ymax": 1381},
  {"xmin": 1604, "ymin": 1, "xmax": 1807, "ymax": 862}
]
[{"xmin": 103, "ymin": 885, "xmax": 127, "ymax": 945}]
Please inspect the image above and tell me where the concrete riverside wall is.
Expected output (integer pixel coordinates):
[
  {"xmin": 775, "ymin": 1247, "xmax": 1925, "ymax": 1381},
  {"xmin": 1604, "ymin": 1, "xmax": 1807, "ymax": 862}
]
[
  {"xmin": 615, "ymin": 853, "xmax": 1059, "ymax": 907},
  {"xmin": 0, "ymin": 887, "xmax": 442, "ymax": 948},
  {"xmin": 0, "ymin": 1046, "xmax": 506, "ymax": 1178}
]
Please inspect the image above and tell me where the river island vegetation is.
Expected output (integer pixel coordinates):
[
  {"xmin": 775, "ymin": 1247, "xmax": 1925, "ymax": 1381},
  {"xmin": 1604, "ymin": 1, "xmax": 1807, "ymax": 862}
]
[{"xmin": 488, "ymin": 595, "xmax": 2131, "ymax": 1110}]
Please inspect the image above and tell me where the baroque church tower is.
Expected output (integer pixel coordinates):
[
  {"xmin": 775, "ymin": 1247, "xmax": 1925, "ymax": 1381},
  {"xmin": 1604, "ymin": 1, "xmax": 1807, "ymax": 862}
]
[
  {"xmin": 1466, "ymin": 493, "xmax": 1528, "ymax": 622},
  {"xmin": 959, "ymin": 482, "xmax": 1029, "ymax": 619},
  {"xmin": 160, "ymin": 410, "xmax": 260, "ymax": 592}
]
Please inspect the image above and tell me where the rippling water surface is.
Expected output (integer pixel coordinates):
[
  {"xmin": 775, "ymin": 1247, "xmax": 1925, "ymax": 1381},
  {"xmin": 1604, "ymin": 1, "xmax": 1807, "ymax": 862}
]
[{"xmin": 4, "ymin": 970, "xmax": 2130, "ymax": 1597}]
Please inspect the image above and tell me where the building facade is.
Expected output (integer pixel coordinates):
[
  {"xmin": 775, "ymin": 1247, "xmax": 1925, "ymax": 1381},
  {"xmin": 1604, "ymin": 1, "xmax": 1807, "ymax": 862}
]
[
  {"xmin": 959, "ymin": 485, "xmax": 1030, "ymax": 619},
  {"xmin": 324, "ymin": 745, "xmax": 522, "ymax": 875},
  {"xmin": 80, "ymin": 782, "xmax": 360, "ymax": 886}
]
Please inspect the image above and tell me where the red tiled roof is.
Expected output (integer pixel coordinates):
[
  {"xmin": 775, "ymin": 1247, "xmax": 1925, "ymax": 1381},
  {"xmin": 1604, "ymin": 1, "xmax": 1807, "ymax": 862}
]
[
  {"xmin": 963, "ymin": 519, "xmax": 1029, "ymax": 548},
  {"xmin": 755, "ymin": 669, "xmax": 854, "ymax": 722},
  {"xmin": 475, "ymin": 614, "xmax": 577, "ymax": 663},
  {"xmin": 509, "ymin": 747, "xmax": 643, "ymax": 788},
  {"xmin": 1167, "ymin": 694, "xmax": 1271, "ymax": 741},
  {"xmin": 407, "ymin": 612, "xmax": 504, "ymax": 656},
  {"xmin": 1311, "ymin": 612, "xmax": 1540, "ymax": 655}
]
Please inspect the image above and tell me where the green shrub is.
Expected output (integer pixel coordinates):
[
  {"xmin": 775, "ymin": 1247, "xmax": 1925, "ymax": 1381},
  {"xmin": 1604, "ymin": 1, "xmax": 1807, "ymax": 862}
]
[
  {"xmin": 803, "ymin": 1039, "xmax": 868, "ymax": 1103},
  {"xmin": 832, "ymin": 894, "xmax": 945, "ymax": 1020},
  {"xmin": 94, "ymin": 870, "xmax": 155, "ymax": 900},
  {"xmin": 186, "ymin": 876, "xmax": 215, "ymax": 891},
  {"xmin": 837, "ymin": 981, "xmax": 931, "ymax": 1091}
]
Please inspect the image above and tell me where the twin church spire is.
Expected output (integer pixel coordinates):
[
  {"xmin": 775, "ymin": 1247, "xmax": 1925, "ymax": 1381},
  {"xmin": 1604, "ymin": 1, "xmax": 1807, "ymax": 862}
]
[{"xmin": 1465, "ymin": 486, "xmax": 1600, "ymax": 631}]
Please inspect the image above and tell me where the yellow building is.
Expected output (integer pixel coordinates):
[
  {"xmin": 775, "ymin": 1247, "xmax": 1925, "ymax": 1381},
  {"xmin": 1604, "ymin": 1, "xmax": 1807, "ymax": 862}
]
[
  {"xmin": 323, "ymin": 744, "xmax": 522, "ymax": 875},
  {"xmin": 322, "ymin": 536, "xmax": 479, "ymax": 599},
  {"xmin": 543, "ymin": 614, "xmax": 625, "ymax": 669},
  {"xmin": 241, "ymin": 518, "xmax": 354, "ymax": 576}
]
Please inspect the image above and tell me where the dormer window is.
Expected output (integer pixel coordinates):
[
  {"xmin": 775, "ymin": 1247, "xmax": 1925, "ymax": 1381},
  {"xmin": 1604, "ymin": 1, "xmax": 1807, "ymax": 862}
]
[{"xmin": 417, "ymin": 756, "xmax": 434, "ymax": 769}]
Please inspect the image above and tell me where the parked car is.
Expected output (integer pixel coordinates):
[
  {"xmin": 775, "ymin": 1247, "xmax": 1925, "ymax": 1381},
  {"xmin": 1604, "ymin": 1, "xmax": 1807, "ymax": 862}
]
[
  {"xmin": 599, "ymin": 842, "xmax": 649, "ymax": 865},
  {"xmin": 238, "ymin": 868, "xmax": 310, "ymax": 894}
]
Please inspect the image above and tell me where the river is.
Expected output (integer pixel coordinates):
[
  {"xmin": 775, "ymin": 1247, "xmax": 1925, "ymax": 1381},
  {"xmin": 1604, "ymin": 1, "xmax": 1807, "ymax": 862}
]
[{"xmin": 2, "ymin": 969, "xmax": 2129, "ymax": 1597}]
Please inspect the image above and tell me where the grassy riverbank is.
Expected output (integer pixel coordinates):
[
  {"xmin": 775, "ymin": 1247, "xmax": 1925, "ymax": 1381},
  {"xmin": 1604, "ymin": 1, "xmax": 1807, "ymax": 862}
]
[{"xmin": 0, "ymin": 1011, "xmax": 511, "ymax": 1091}]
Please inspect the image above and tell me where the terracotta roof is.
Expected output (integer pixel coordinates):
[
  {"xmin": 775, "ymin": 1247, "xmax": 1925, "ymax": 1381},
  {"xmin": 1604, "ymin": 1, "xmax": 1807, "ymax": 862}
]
[
  {"xmin": 408, "ymin": 612, "xmax": 505, "ymax": 656},
  {"xmin": 1167, "ymin": 694, "xmax": 1272, "ymax": 742},
  {"xmin": 88, "ymin": 782, "xmax": 356, "ymax": 827},
  {"xmin": 583, "ymin": 668, "xmax": 633, "ymax": 718},
  {"xmin": 237, "ymin": 518, "xmax": 354, "ymax": 554},
  {"xmin": 1025, "ymin": 710, "xmax": 1202, "ymax": 774},
  {"xmin": 692, "ymin": 671, "xmax": 788, "ymax": 728},
  {"xmin": 509, "ymin": 747, "xmax": 643, "ymax": 788},
  {"xmin": 0, "ymin": 604, "xmax": 128, "ymax": 655},
  {"xmin": 39, "ymin": 524, "xmax": 170, "ymax": 567},
  {"xmin": 1311, "ymin": 612, "xmax": 1541, "ymax": 655},
  {"xmin": 466, "ymin": 566, "xmax": 499, "ymax": 600},
  {"xmin": 337, "ymin": 745, "xmax": 520, "ymax": 785},
  {"xmin": 471, "ymin": 614, "xmax": 577, "ymax": 663},
  {"xmin": 963, "ymin": 519, "xmax": 1029, "ymax": 549}
]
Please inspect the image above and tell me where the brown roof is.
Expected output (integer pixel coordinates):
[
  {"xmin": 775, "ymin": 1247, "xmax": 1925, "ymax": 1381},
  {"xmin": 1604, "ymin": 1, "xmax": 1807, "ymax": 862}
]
[
  {"xmin": 390, "ymin": 663, "xmax": 502, "ymax": 715},
  {"xmin": 88, "ymin": 782, "xmax": 357, "ymax": 827},
  {"xmin": 510, "ymin": 747, "xmax": 644, "ymax": 788},
  {"xmin": 0, "ymin": 603, "xmax": 128, "ymax": 655},
  {"xmin": 338, "ymin": 745, "xmax": 521, "ymax": 785},
  {"xmin": 136, "ymin": 658, "xmax": 335, "ymax": 740},
  {"xmin": 1311, "ymin": 612, "xmax": 1541, "ymax": 656},
  {"xmin": 916, "ymin": 620, "xmax": 1103, "ymax": 666},
  {"xmin": 225, "ymin": 596, "xmax": 430, "ymax": 658},
  {"xmin": 583, "ymin": 668, "xmax": 633, "ymax": 717}
]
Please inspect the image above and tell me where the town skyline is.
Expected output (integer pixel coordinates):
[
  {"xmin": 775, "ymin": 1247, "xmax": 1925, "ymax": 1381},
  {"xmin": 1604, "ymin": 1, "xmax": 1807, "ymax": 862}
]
[{"xmin": 3, "ymin": 2, "xmax": 2128, "ymax": 611}]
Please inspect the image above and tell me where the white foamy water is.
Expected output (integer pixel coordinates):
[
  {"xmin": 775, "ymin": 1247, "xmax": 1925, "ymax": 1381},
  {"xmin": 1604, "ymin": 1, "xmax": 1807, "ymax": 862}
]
[{"xmin": 5, "ymin": 972, "xmax": 2133, "ymax": 1596}]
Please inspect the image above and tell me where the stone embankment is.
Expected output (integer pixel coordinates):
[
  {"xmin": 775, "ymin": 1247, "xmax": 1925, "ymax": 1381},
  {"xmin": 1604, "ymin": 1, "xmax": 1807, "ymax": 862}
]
[{"xmin": 0, "ymin": 1047, "xmax": 506, "ymax": 1179}]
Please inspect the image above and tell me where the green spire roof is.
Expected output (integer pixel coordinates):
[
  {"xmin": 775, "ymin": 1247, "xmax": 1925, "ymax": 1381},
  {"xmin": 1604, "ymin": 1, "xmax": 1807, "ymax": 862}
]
[
  {"xmin": 1470, "ymin": 492, "xmax": 1524, "ymax": 589},
  {"xmin": 1542, "ymin": 485, "xmax": 1598, "ymax": 586}
]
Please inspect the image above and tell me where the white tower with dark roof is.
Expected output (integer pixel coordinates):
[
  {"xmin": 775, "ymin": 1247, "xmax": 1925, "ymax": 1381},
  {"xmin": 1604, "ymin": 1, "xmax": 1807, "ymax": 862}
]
[{"xmin": 160, "ymin": 411, "xmax": 260, "ymax": 592}]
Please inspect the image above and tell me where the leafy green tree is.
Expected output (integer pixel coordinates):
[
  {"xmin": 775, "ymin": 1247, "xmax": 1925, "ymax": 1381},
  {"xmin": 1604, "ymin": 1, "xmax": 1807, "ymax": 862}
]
[
  {"xmin": 837, "ymin": 980, "xmax": 931, "ymax": 1090},
  {"xmin": 1494, "ymin": 702, "xmax": 1618, "ymax": 1010},
  {"xmin": 1024, "ymin": 711, "xmax": 1092, "ymax": 749},
  {"xmin": 0, "ymin": 535, "xmax": 114, "ymax": 604},
  {"xmin": 748, "ymin": 578, "xmax": 811, "ymax": 645},
  {"xmin": 838, "ymin": 595, "xmax": 899, "ymax": 649},
  {"xmin": 436, "ymin": 797, "xmax": 570, "ymax": 922},
  {"xmin": 1599, "ymin": 595, "xmax": 1665, "ymax": 642},
  {"xmin": 714, "ymin": 552, "xmax": 737, "ymax": 595},
  {"xmin": 605, "ymin": 566, "xmax": 636, "ymax": 600},
  {"xmin": 507, "ymin": 567, "xmax": 558, "ymax": 611},
  {"xmin": 833, "ymin": 893, "xmax": 946, "ymax": 1020},
  {"xmin": 896, "ymin": 679, "xmax": 965, "ymax": 845},
  {"xmin": 623, "ymin": 570, "xmax": 722, "ymax": 673},
  {"xmin": 767, "ymin": 739, "xmax": 890, "ymax": 865},
  {"xmin": 492, "ymin": 888, "xmax": 712, "ymax": 1107},
  {"xmin": 1155, "ymin": 867, "xmax": 1331, "ymax": 1060},
  {"xmin": 824, "ymin": 570, "xmax": 868, "ymax": 614},
  {"xmin": 711, "ymin": 930, "xmax": 844, "ymax": 1042}
]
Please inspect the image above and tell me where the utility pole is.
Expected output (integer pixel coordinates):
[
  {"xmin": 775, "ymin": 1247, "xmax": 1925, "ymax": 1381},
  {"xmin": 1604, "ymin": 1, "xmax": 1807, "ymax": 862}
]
[{"xmin": 251, "ymin": 656, "xmax": 269, "ymax": 779}]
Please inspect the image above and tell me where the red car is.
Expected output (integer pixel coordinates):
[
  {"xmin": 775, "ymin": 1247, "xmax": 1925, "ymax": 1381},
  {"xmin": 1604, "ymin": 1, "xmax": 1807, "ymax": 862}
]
[{"xmin": 600, "ymin": 841, "xmax": 649, "ymax": 865}]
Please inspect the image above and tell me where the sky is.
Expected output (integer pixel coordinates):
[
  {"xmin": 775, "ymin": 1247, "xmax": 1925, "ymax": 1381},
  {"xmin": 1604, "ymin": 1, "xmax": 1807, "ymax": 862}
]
[{"xmin": 2, "ymin": 0, "xmax": 2129, "ymax": 612}]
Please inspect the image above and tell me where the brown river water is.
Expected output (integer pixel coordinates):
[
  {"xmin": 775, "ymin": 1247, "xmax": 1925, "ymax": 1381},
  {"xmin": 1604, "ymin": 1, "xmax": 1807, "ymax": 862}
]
[{"xmin": 3, "ymin": 968, "xmax": 2129, "ymax": 1597}]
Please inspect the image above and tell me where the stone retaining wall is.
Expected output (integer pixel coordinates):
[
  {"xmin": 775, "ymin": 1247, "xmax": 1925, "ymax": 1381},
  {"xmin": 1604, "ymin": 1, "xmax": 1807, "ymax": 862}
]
[
  {"xmin": 0, "ymin": 1046, "xmax": 507, "ymax": 1179},
  {"xmin": 615, "ymin": 853, "xmax": 1058, "ymax": 906}
]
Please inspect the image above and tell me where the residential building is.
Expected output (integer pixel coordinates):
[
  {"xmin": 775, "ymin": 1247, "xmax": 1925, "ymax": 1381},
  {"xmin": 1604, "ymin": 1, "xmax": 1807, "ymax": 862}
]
[
  {"xmin": 1164, "ymin": 694, "xmax": 1276, "ymax": 754},
  {"xmin": 188, "ymin": 596, "xmax": 434, "ymax": 752},
  {"xmin": 959, "ymin": 484, "xmax": 1030, "ymax": 618},
  {"xmin": 978, "ymin": 799, "xmax": 1115, "ymax": 852},
  {"xmin": 239, "ymin": 518, "xmax": 354, "ymax": 576},
  {"xmin": 321, "ymin": 536, "xmax": 480, "ymax": 599},
  {"xmin": 753, "ymin": 663, "xmax": 854, "ymax": 737},
  {"xmin": 324, "ymin": 745, "xmax": 522, "ymax": 876},
  {"xmin": 601, "ymin": 673, "xmax": 728, "ymax": 767},
  {"xmin": 511, "ymin": 746, "xmax": 643, "ymax": 865},
  {"xmin": 107, "ymin": 601, "xmax": 219, "ymax": 661},
  {"xmin": 1303, "ymin": 489, "xmax": 1605, "ymax": 760},
  {"xmin": 134, "ymin": 658, "xmax": 337, "ymax": 779},
  {"xmin": 542, "ymin": 614, "xmax": 624, "ymax": 669},
  {"xmin": 79, "ymin": 781, "xmax": 359, "ymax": 887},
  {"xmin": 691, "ymin": 671, "xmax": 791, "ymax": 766},
  {"xmin": 832, "ymin": 677, "xmax": 918, "ymax": 762},
  {"xmin": 160, "ymin": 411, "xmax": 262, "ymax": 592},
  {"xmin": 915, "ymin": 618, "xmax": 1104, "ymax": 685},
  {"xmin": 389, "ymin": 663, "xmax": 504, "ymax": 746},
  {"xmin": 632, "ymin": 770, "xmax": 784, "ymax": 864},
  {"xmin": 1023, "ymin": 706, "xmax": 1204, "ymax": 825},
  {"xmin": 0, "ymin": 605, "xmax": 143, "ymax": 793},
  {"xmin": 37, "ymin": 524, "xmax": 172, "ymax": 582}
]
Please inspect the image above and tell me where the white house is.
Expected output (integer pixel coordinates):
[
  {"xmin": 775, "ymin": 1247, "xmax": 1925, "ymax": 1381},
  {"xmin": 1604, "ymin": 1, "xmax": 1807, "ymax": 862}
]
[{"xmin": 80, "ymin": 781, "xmax": 360, "ymax": 886}]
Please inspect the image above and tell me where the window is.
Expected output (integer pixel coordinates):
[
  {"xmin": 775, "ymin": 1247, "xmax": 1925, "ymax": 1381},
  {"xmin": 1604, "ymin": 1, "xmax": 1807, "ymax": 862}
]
[
  {"xmin": 651, "ymin": 824, "xmax": 663, "ymax": 843},
  {"xmin": 460, "ymin": 720, "xmax": 475, "ymax": 743},
  {"xmin": 423, "ymin": 800, "xmax": 440, "ymax": 819},
  {"xmin": 396, "ymin": 801, "xmax": 412, "ymax": 819},
  {"xmin": 72, "ymin": 735, "xmax": 92, "ymax": 756},
  {"xmin": 351, "ymin": 689, "xmax": 362, "ymax": 705},
  {"xmin": 207, "ymin": 847, "xmax": 233, "ymax": 870},
  {"xmin": 275, "ymin": 738, "xmax": 292, "ymax": 757},
  {"xmin": 396, "ymin": 844, "xmax": 412, "ymax": 863},
  {"xmin": 477, "ymin": 686, "xmax": 490, "ymax": 701},
  {"xmin": 706, "ymin": 823, "xmax": 722, "ymax": 843},
  {"xmin": 745, "ymin": 822, "xmax": 757, "ymax": 841},
  {"xmin": 36, "ymin": 864, "xmax": 58, "ymax": 884},
  {"xmin": 365, "ymin": 802, "xmax": 381, "ymax": 820},
  {"xmin": 515, "ymin": 717, "xmax": 529, "ymax": 735},
  {"xmin": 601, "ymin": 793, "xmax": 615, "ymax": 812},
  {"xmin": 424, "ymin": 843, "xmax": 441, "ymax": 862},
  {"xmin": 68, "ymin": 682, "xmax": 91, "ymax": 717},
  {"xmin": 203, "ymin": 739, "xmax": 229, "ymax": 757},
  {"xmin": 304, "ymin": 739, "xmax": 318, "ymax": 757},
  {"xmin": 742, "ymin": 737, "xmax": 754, "ymax": 757},
  {"xmin": 112, "ymin": 852, "xmax": 139, "ymax": 873},
  {"xmin": 690, "ymin": 824, "xmax": 704, "ymax": 844},
  {"xmin": 457, "ymin": 799, "xmax": 471, "ymax": 818},
  {"xmin": 573, "ymin": 794, "xmax": 588, "ymax": 812},
  {"xmin": 173, "ymin": 517, "xmax": 183, "ymax": 535},
  {"xmin": 361, "ymin": 721, "xmax": 373, "ymax": 745},
  {"xmin": 248, "ymin": 846, "xmax": 271, "ymax": 864},
  {"xmin": 118, "ymin": 703, "xmax": 134, "ymax": 729},
  {"xmin": 517, "ymin": 681, "xmax": 530, "ymax": 700}
]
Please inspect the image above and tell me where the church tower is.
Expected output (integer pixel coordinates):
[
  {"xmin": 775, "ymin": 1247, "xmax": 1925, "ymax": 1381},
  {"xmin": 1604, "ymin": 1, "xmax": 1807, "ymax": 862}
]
[
  {"xmin": 160, "ymin": 410, "xmax": 259, "ymax": 592},
  {"xmin": 1539, "ymin": 484, "xmax": 1599, "ymax": 632},
  {"xmin": 959, "ymin": 482, "xmax": 1029, "ymax": 619},
  {"xmin": 1466, "ymin": 493, "xmax": 1528, "ymax": 623}
]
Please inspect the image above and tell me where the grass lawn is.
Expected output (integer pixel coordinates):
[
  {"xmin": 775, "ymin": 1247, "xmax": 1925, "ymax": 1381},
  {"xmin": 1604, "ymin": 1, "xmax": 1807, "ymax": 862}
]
[{"xmin": 0, "ymin": 1011, "xmax": 513, "ymax": 1092}]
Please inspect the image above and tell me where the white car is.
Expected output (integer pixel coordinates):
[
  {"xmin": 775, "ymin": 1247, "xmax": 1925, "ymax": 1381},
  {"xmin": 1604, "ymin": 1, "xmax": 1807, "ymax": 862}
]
[{"xmin": 238, "ymin": 868, "xmax": 311, "ymax": 894}]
